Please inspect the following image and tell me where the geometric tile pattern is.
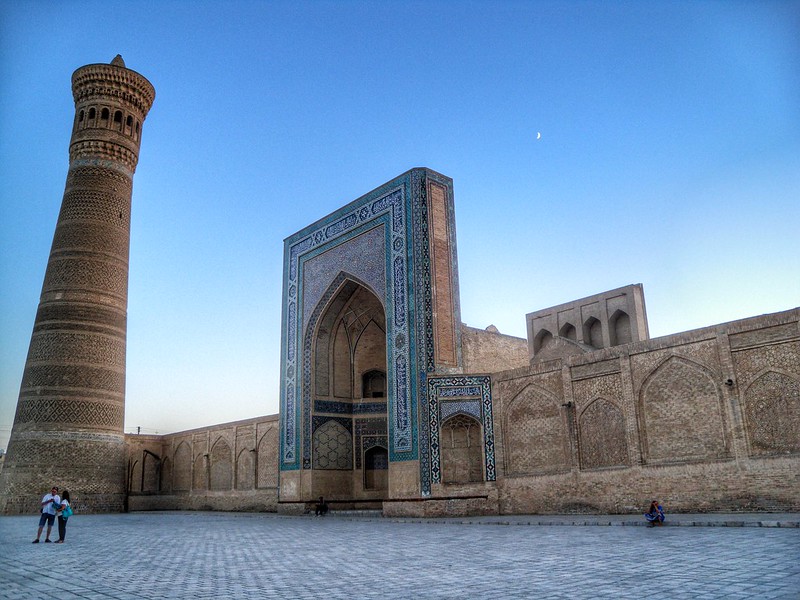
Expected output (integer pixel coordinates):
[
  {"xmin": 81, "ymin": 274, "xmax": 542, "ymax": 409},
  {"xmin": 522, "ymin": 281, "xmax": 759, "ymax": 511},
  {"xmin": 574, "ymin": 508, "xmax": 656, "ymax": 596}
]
[
  {"xmin": 312, "ymin": 419, "xmax": 353, "ymax": 470},
  {"xmin": 440, "ymin": 399, "xmax": 482, "ymax": 421},
  {"xmin": 355, "ymin": 418, "xmax": 387, "ymax": 469},
  {"xmin": 744, "ymin": 370, "xmax": 800, "ymax": 456}
]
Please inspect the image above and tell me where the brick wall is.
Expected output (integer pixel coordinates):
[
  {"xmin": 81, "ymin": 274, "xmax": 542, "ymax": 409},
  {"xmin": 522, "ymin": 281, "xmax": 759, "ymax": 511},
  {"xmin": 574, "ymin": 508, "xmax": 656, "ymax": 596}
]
[
  {"xmin": 125, "ymin": 309, "xmax": 798, "ymax": 515},
  {"xmin": 460, "ymin": 324, "xmax": 528, "ymax": 373},
  {"xmin": 126, "ymin": 415, "xmax": 279, "ymax": 512},
  {"xmin": 492, "ymin": 308, "xmax": 800, "ymax": 513}
]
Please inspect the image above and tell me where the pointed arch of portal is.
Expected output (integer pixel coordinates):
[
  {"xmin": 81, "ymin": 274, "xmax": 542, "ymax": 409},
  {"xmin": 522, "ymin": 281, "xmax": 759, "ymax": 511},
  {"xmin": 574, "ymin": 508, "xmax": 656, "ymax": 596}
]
[{"xmin": 303, "ymin": 272, "xmax": 389, "ymax": 500}]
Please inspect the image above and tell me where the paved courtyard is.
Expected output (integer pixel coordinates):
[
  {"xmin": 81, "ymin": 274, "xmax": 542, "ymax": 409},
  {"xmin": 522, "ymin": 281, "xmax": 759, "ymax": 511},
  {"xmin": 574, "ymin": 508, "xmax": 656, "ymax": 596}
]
[{"xmin": 1, "ymin": 512, "xmax": 798, "ymax": 599}]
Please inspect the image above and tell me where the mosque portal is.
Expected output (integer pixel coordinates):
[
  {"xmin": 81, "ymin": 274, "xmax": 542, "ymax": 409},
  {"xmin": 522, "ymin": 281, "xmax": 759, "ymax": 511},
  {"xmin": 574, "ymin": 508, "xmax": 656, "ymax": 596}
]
[{"xmin": 278, "ymin": 168, "xmax": 474, "ymax": 511}]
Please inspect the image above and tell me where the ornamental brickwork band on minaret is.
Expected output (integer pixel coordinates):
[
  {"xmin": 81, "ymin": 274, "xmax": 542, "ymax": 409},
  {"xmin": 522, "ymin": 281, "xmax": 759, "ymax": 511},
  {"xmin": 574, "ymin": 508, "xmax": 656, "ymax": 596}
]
[{"xmin": 0, "ymin": 56, "xmax": 154, "ymax": 514}]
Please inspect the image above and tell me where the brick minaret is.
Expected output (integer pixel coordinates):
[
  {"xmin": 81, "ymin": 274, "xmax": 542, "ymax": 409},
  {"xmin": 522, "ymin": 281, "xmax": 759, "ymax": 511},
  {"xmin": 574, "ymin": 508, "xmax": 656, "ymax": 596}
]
[{"xmin": 0, "ymin": 56, "xmax": 154, "ymax": 513}]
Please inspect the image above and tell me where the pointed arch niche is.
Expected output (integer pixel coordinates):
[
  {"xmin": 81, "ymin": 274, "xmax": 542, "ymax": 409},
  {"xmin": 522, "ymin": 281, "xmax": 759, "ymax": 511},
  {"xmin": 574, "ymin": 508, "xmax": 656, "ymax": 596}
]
[
  {"xmin": 363, "ymin": 445, "xmax": 388, "ymax": 491},
  {"xmin": 609, "ymin": 310, "xmax": 631, "ymax": 346},
  {"xmin": 744, "ymin": 370, "xmax": 800, "ymax": 456},
  {"xmin": 639, "ymin": 355, "xmax": 728, "ymax": 463},
  {"xmin": 209, "ymin": 438, "xmax": 232, "ymax": 491},
  {"xmin": 257, "ymin": 427, "xmax": 279, "ymax": 488},
  {"xmin": 440, "ymin": 414, "xmax": 484, "ymax": 484},
  {"xmin": 504, "ymin": 382, "xmax": 570, "ymax": 475},
  {"xmin": 172, "ymin": 442, "xmax": 191, "ymax": 492},
  {"xmin": 578, "ymin": 398, "xmax": 628, "ymax": 469},
  {"xmin": 308, "ymin": 276, "xmax": 389, "ymax": 499},
  {"xmin": 583, "ymin": 317, "xmax": 603, "ymax": 349}
]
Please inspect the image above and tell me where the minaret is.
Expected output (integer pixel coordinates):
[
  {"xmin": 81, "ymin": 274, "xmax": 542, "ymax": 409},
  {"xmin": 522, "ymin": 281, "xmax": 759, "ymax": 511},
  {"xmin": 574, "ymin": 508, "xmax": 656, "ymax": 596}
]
[{"xmin": 0, "ymin": 56, "xmax": 154, "ymax": 513}]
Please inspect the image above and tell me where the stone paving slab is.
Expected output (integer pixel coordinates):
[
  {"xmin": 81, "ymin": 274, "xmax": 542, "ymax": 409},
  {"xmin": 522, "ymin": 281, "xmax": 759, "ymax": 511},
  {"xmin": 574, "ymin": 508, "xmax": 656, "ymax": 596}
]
[
  {"xmin": 305, "ymin": 509, "xmax": 800, "ymax": 527},
  {"xmin": 373, "ymin": 512, "xmax": 800, "ymax": 528},
  {"xmin": 1, "ymin": 511, "xmax": 798, "ymax": 599}
]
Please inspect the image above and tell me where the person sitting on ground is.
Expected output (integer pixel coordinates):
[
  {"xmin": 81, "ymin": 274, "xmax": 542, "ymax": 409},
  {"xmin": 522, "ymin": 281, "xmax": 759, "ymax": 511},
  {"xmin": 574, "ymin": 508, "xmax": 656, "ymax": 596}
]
[
  {"xmin": 314, "ymin": 496, "xmax": 328, "ymax": 516},
  {"xmin": 644, "ymin": 499, "xmax": 665, "ymax": 526}
]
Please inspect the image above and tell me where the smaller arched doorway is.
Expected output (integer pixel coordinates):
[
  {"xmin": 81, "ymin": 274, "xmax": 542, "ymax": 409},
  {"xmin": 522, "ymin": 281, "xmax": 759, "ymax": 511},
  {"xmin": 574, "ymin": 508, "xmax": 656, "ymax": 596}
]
[
  {"xmin": 363, "ymin": 445, "xmax": 388, "ymax": 491},
  {"xmin": 362, "ymin": 370, "xmax": 386, "ymax": 398},
  {"xmin": 441, "ymin": 415, "xmax": 484, "ymax": 484}
]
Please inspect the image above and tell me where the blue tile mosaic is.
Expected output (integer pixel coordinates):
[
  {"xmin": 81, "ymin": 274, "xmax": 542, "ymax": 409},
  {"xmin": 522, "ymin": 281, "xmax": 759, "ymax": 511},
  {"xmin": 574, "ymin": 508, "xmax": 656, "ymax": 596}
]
[
  {"xmin": 279, "ymin": 168, "xmax": 459, "ymax": 487},
  {"xmin": 312, "ymin": 415, "xmax": 353, "ymax": 434},
  {"xmin": 426, "ymin": 375, "xmax": 496, "ymax": 491},
  {"xmin": 302, "ymin": 225, "xmax": 386, "ymax": 331},
  {"xmin": 440, "ymin": 399, "xmax": 482, "ymax": 421},
  {"xmin": 356, "ymin": 416, "xmax": 388, "ymax": 469},
  {"xmin": 314, "ymin": 400, "xmax": 387, "ymax": 415}
]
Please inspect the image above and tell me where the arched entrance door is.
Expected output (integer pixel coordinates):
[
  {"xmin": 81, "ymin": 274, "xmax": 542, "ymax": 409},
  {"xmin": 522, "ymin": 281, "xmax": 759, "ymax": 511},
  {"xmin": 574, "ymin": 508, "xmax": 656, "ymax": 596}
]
[{"xmin": 310, "ymin": 278, "xmax": 389, "ymax": 501}]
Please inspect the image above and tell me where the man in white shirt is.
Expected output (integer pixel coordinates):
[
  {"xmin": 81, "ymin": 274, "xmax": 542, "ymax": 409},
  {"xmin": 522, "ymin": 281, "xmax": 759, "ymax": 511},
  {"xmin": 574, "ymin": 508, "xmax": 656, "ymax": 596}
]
[{"xmin": 33, "ymin": 486, "xmax": 60, "ymax": 543}]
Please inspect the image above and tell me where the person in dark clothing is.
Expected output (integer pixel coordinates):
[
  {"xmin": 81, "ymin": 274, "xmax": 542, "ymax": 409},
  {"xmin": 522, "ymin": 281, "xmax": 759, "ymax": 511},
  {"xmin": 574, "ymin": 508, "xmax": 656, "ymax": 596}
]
[
  {"xmin": 314, "ymin": 496, "xmax": 328, "ymax": 516},
  {"xmin": 55, "ymin": 489, "xmax": 72, "ymax": 543}
]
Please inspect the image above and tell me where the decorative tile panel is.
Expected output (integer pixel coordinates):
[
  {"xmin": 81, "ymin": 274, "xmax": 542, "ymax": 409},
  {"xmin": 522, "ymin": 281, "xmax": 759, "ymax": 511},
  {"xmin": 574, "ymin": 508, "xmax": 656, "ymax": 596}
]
[
  {"xmin": 355, "ymin": 419, "xmax": 387, "ymax": 469},
  {"xmin": 440, "ymin": 399, "xmax": 482, "ymax": 421},
  {"xmin": 279, "ymin": 169, "xmax": 459, "ymax": 485},
  {"xmin": 314, "ymin": 400, "xmax": 388, "ymax": 415},
  {"xmin": 425, "ymin": 375, "xmax": 495, "ymax": 494}
]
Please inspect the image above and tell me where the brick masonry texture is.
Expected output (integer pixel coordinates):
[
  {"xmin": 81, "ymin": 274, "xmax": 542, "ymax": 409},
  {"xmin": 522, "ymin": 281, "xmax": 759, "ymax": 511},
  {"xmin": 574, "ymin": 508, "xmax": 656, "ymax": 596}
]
[
  {"xmin": 0, "ymin": 57, "xmax": 154, "ymax": 515},
  {"xmin": 124, "ymin": 309, "xmax": 799, "ymax": 517},
  {"xmin": 125, "ymin": 416, "xmax": 279, "ymax": 512},
  {"xmin": 2, "ymin": 59, "xmax": 798, "ymax": 518},
  {"xmin": 460, "ymin": 324, "xmax": 528, "ymax": 374},
  {"xmin": 493, "ymin": 309, "xmax": 800, "ymax": 514}
]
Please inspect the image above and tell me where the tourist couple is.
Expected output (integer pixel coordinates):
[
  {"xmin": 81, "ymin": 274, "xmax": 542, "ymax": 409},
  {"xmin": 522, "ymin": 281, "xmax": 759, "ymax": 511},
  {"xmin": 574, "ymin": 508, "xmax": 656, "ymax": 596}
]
[{"xmin": 33, "ymin": 485, "xmax": 72, "ymax": 544}]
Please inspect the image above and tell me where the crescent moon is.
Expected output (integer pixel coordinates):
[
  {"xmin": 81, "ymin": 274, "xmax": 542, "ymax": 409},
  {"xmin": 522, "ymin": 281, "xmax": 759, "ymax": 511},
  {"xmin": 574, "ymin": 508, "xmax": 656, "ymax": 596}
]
[{"xmin": 536, "ymin": 132, "xmax": 541, "ymax": 140}]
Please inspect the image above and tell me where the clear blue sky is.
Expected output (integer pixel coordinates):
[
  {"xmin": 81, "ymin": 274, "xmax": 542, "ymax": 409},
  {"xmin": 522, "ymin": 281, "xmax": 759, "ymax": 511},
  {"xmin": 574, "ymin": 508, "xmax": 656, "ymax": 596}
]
[{"xmin": 1, "ymin": 1, "xmax": 798, "ymax": 450}]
